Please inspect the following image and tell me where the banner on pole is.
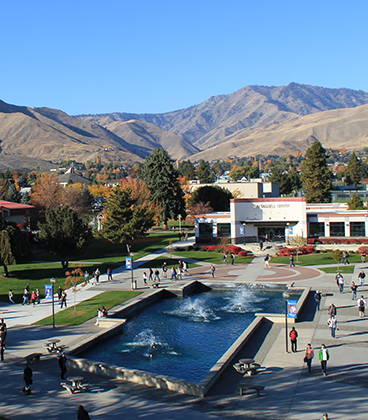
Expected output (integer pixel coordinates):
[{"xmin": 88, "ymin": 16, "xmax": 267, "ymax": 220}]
[
  {"xmin": 45, "ymin": 284, "xmax": 53, "ymax": 299},
  {"xmin": 126, "ymin": 256, "xmax": 132, "ymax": 270},
  {"xmin": 287, "ymin": 300, "xmax": 297, "ymax": 318}
]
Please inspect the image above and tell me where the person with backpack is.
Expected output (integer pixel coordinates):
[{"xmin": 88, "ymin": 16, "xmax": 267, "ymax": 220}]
[
  {"xmin": 358, "ymin": 270, "xmax": 366, "ymax": 287},
  {"xmin": 351, "ymin": 281, "xmax": 358, "ymax": 300},
  {"xmin": 314, "ymin": 290, "xmax": 322, "ymax": 311},
  {"xmin": 289, "ymin": 327, "xmax": 298, "ymax": 352},
  {"xmin": 264, "ymin": 254, "xmax": 271, "ymax": 268},
  {"xmin": 289, "ymin": 255, "xmax": 295, "ymax": 267},
  {"xmin": 304, "ymin": 343, "xmax": 314, "ymax": 374},
  {"xmin": 23, "ymin": 363, "xmax": 33, "ymax": 395},
  {"xmin": 357, "ymin": 295, "xmax": 367, "ymax": 317}
]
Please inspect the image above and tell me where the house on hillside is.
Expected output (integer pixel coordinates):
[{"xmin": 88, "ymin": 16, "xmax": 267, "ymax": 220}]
[
  {"xmin": 58, "ymin": 167, "xmax": 91, "ymax": 187},
  {"xmin": 0, "ymin": 200, "xmax": 36, "ymax": 227}
]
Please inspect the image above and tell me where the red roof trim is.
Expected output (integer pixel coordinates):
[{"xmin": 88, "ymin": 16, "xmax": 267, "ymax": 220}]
[{"xmin": 231, "ymin": 197, "xmax": 306, "ymax": 203}]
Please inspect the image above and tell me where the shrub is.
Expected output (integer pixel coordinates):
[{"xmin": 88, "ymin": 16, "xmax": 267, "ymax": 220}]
[{"xmin": 238, "ymin": 251, "xmax": 248, "ymax": 257}]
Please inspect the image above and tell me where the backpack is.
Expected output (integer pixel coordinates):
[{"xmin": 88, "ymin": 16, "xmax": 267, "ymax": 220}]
[
  {"xmin": 290, "ymin": 330, "xmax": 297, "ymax": 340},
  {"xmin": 360, "ymin": 299, "xmax": 365, "ymax": 307}
]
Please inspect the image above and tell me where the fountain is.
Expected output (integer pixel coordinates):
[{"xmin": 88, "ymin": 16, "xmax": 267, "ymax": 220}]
[{"xmin": 81, "ymin": 286, "xmax": 286, "ymax": 383}]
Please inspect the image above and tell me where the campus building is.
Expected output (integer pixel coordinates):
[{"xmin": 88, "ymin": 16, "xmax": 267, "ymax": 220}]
[{"xmin": 195, "ymin": 197, "xmax": 368, "ymax": 244}]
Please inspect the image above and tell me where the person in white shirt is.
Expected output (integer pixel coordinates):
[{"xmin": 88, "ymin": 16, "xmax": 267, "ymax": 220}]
[
  {"xmin": 357, "ymin": 295, "xmax": 367, "ymax": 317},
  {"xmin": 327, "ymin": 315, "xmax": 339, "ymax": 338}
]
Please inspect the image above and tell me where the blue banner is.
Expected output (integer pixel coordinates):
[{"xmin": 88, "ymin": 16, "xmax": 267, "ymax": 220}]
[
  {"xmin": 45, "ymin": 284, "xmax": 53, "ymax": 299},
  {"xmin": 126, "ymin": 256, "xmax": 132, "ymax": 270},
  {"xmin": 287, "ymin": 300, "xmax": 297, "ymax": 318},
  {"xmin": 239, "ymin": 226, "xmax": 245, "ymax": 235}
]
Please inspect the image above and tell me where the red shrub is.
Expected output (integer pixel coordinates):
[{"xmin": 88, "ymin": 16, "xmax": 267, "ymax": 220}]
[
  {"xmin": 225, "ymin": 245, "xmax": 243, "ymax": 255},
  {"xmin": 238, "ymin": 251, "xmax": 248, "ymax": 257}
]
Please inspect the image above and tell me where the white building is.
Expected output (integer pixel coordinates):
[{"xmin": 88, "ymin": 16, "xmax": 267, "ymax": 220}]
[{"xmin": 195, "ymin": 198, "xmax": 368, "ymax": 244}]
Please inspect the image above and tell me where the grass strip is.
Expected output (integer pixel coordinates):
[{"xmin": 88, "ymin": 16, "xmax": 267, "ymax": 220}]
[
  {"xmin": 318, "ymin": 266, "xmax": 355, "ymax": 274},
  {"xmin": 34, "ymin": 291, "xmax": 141, "ymax": 326}
]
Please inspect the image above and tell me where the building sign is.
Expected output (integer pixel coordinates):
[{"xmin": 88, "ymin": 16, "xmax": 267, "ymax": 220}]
[
  {"xmin": 287, "ymin": 300, "xmax": 298, "ymax": 319},
  {"xmin": 239, "ymin": 226, "xmax": 245, "ymax": 235},
  {"xmin": 252, "ymin": 204, "xmax": 291, "ymax": 209}
]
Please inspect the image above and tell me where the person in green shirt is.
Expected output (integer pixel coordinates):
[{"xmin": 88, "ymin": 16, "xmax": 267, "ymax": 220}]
[{"xmin": 318, "ymin": 344, "xmax": 330, "ymax": 376}]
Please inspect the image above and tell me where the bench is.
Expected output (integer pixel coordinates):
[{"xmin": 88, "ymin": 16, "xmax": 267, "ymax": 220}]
[
  {"xmin": 25, "ymin": 353, "xmax": 42, "ymax": 364},
  {"xmin": 150, "ymin": 282, "xmax": 160, "ymax": 289},
  {"xmin": 61, "ymin": 383, "xmax": 75, "ymax": 394},
  {"xmin": 238, "ymin": 384, "xmax": 265, "ymax": 397},
  {"xmin": 245, "ymin": 363, "xmax": 262, "ymax": 376}
]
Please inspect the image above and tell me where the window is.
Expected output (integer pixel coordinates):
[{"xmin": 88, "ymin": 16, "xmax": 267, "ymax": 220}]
[
  {"xmin": 198, "ymin": 223, "xmax": 213, "ymax": 238},
  {"xmin": 350, "ymin": 222, "xmax": 365, "ymax": 237},
  {"xmin": 309, "ymin": 222, "xmax": 325, "ymax": 237},
  {"xmin": 330, "ymin": 222, "xmax": 345, "ymax": 237},
  {"xmin": 217, "ymin": 223, "xmax": 231, "ymax": 237}
]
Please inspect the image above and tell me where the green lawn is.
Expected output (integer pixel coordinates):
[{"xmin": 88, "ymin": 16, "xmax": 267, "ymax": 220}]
[
  {"xmin": 172, "ymin": 250, "xmax": 253, "ymax": 265},
  {"xmin": 35, "ymin": 291, "xmax": 140, "ymax": 326},
  {"xmin": 318, "ymin": 266, "xmax": 355, "ymax": 274},
  {"xmin": 271, "ymin": 252, "xmax": 362, "ymax": 266},
  {"xmin": 0, "ymin": 232, "xmax": 179, "ymax": 303},
  {"xmin": 139, "ymin": 256, "xmax": 200, "ymax": 269}
]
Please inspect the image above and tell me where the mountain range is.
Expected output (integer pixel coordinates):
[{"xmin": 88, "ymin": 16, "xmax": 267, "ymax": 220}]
[{"xmin": 1, "ymin": 83, "xmax": 368, "ymax": 170}]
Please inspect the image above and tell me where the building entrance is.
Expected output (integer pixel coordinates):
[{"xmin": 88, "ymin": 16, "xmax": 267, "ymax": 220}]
[{"xmin": 258, "ymin": 227, "xmax": 285, "ymax": 242}]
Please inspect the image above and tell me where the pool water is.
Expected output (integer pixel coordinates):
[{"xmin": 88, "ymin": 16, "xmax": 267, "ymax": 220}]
[{"xmin": 82, "ymin": 288, "xmax": 285, "ymax": 382}]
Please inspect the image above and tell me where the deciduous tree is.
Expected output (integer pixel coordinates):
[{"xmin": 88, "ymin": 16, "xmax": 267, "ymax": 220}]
[
  {"xmin": 31, "ymin": 173, "xmax": 61, "ymax": 209},
  {"xmin": 188, "ymin": 185, "xmax": 233, "ymax": 211}
]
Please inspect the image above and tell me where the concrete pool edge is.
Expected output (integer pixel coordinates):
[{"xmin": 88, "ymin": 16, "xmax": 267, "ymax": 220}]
[{"xmin": 68, "ymin": 282, "xmax": 310, "ymax": 397}]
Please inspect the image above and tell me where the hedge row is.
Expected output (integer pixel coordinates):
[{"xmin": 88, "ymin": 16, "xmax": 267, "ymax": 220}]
[
  {"xmin": 200, "ymin": 245, "xmax": 248, "ymax": 256},
  {"xmin": 307, "ymin": 238, "xmax": 368, "ymax": 245}
]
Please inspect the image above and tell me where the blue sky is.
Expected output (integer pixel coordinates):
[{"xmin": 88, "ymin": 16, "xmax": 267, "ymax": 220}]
[{"xmin": 1, "ymin": 1, "xmax": 367, "ymax": 115}]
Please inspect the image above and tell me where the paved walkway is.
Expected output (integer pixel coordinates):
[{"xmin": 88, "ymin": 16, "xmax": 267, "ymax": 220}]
[{"xmin": 0, "ymin": 252, "xmax": 367, "ymax": 419}]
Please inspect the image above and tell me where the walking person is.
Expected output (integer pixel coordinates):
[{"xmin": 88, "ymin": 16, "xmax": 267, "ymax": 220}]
[
  {"xmin": 0, "ymin": 319, "xmax": 7, "ymax": 349},
  {"xmin": 60, "ymin": 291, "xmax": 67, "ymax": 308},
  {"xmin": 320, "ymin": 414, "xmax": 330, "ymax": 420},
  {"xmin": 148, "ymin": 268, "xmax": 153, "ymax": 282},
  {"xmin": 314, "ymin": 290, "xmax": 322, "ymax": 311},
  {"xmin": 154, "ymin": 268, "xmax": 160, "ymax": 283},
  {"xmin": 289, "ymin": 255, "xmax": 295, "ymax": 267},
  {"xmin": 142, "ymin": 272, "xmax": 148, "ymax": 285},
  {"xmin": 30, "ymin": 290, "xmax": 37, "ymax": 307},
  {"xmin": 22, "ymin": 288, "xmax": 30, "ymax": 305},
  {"xmin": 327, "ymin": 315, "xmax": 339, "ymax": 338},
  {"xmin": 84, "ymin": 271, "xmax": 90, "ymax": 283},
  {"xmin": 171, "ymin": 267, "xmax": 177, "ymax": 280},
  {"xmin": 223, "ymin": 253, "xmax": 228, "ymax": 265},
  {"xmin": 23, "ymin": 363, "xmax": 33, "ymax": 395},
  {"xmin": 94, "ymin": 267, "xmax": 100, "ymax": 283},
  {"xmin": 162, "ymin": 262, "xmax": 168, "ymax": 278},
  {"xmin": 210, "ymin": 264, "xmax": 216, "ymax": 278},
  {"xmin": 57, "ymin": 286, "xmax": 63, "ymax": 302},
  {"xmin": 95, "ymin": 308, "xmax": 103, "ymax": 325},
  {"xmin": 362, "ymin": 251, "xmax": 366, "ymax": 263},
  {"xmin": 58, "ymin": 352, "xmax": 67, "ymax": 379},
  {"xmin": 182, "ymin": 260, "xmax": 189, "ymax": 275},
  {"xmin": 289, "ymin": 327, "xmax": 298, "ymax": 353},
  {"xmin": 36, "ymin": 288, "xmax": 41, "ymax": 305},
  {"xmin": 8, "ymin": 289, "xmax": 15, "ymax": 304},
  {"xmin": 319, "ymin": 344, "xmax": 329, "ymax": 376},
  {"xmin": 230, "ymin": 252, "xmax": 235, "ymax": 265},
  {"xmin": 328, "ymin": 303, "xmax": 337, "ymax": 316},
  {"xmin": 106, "ymin": 267, "xmax": 113, "ymax": 281},
  {"xmin": 176, "ymin": 266, "xmax": 182, "ymax": 281},
  {"xmin": 0, "ymin": 336, "xmax": 4, "ymax": 361},
  {"xmin": 264, "ymin": 254, "xmax": 271, "ymax": 269},
  {"xmin": 351, "ymin": 281, "xmax": 358, "ymax": 300},
  {"xmin": 358, "ymin": 270, "xmax": 366, "ymax": 287},
  {"xmin": 336, "ymin": 272, "xmax": 344, "ymax": 293},
  {"xmin": 357, "ymin": 295, "xmax": 366, "ymax": 317},
  {"xmin": 304, "ymin": 343, "xmax": 314, "ymax": 374}
]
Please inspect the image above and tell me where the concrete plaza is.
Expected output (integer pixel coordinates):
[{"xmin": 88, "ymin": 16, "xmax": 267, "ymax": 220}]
[{"xmin": 0, "ymin": 251, "xmax": 366, "ymax": 420}]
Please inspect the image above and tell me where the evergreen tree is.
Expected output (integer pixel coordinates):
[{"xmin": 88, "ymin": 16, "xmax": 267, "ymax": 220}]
[
  {"xmin": 178, "ymin": 160, "xmax": 196, "ymax": 180},
  {"xmin": 141, "ymin": 148, "xmax": 186, "ymax": 229},
  {"xmin": 345, "ymin": 152, "xmax": 362, "ymax": 187},
  {"xmin": 0, "ymin": 217, "xmax": 32, "ymax": 276},
  {"xmin": 80, "ymin": 184, "xmax": 94, "ymax": 209},
  {"xmin": 21, "ymin": 192, "xmax": 31, "ymax": 205},
  {"xmin": 100, "ymin": 187, "xmax": 154, "ymax": 243},
  {"xmin": 347, "ymin": 193, "xmax": 365, "ymax": 210},
  {"xmin": 301, "ymin": 141, "xmax": 332, "ymax": 203},
  {"xmin": 5, "ymin": 183, "xmax": 20, "ymax": 202},
  {"xmin": 196, "ymin": 160, "xmax": 215, "ymax": 183},
  {"xmin": 37, "ymin": 205, "xmax": 92, "ymax": 268}
]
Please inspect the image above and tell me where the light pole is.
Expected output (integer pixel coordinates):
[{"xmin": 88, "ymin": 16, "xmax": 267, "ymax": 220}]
[
  {"xmin": 50, "ymin": 277, "xmax": 56, "ymax": 328},
  {"xmin": 286, "ymin": 223, "xmax": 290, "ymax": 245},
  {"xmin": 178, "ymin": 214, "xmax": 182, "ymax": 235},
  {"xmin": 282, "ymin": 290, "xmax": 290, "ymax": 352},
  {"xmin": 243, "ymin": 222, "xmax": 246, "ymax": 245}
]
